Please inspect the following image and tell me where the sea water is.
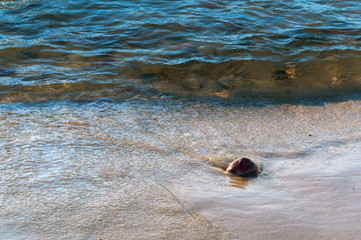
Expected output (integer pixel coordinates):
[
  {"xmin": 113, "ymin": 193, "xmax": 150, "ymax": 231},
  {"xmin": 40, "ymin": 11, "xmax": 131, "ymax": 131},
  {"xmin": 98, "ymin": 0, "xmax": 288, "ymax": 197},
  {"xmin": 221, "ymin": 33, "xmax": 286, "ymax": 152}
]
[{"xmin": 1, "ymin": 0, "xmax": 361, "ymax": 239}]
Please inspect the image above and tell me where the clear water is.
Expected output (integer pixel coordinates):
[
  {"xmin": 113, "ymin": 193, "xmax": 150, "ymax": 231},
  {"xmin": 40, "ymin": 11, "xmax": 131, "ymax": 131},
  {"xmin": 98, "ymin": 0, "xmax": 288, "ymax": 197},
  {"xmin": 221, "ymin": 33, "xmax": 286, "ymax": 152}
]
[
  {"xmin": 1, "ymin": 0, "xmax": 361, "ymax": 239},
  {"xmin": 1, "ymin": 0, "xmax": 361, "ymax": 101}
]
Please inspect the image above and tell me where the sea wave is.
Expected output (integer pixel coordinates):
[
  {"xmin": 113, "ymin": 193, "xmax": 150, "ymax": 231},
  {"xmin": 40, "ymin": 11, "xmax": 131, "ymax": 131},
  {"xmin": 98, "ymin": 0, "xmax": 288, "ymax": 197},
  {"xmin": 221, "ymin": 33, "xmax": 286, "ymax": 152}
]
[{"xmin": 1, "ymin": 0, "xmax": 361, "ymax": 103}]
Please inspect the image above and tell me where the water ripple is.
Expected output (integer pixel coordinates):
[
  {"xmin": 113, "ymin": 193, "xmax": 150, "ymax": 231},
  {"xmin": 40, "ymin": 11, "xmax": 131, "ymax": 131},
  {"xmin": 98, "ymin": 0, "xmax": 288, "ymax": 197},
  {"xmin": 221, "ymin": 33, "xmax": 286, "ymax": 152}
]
[{"xmin": 1, "ymin": 0, "xmax": 361, "ymax": 102}]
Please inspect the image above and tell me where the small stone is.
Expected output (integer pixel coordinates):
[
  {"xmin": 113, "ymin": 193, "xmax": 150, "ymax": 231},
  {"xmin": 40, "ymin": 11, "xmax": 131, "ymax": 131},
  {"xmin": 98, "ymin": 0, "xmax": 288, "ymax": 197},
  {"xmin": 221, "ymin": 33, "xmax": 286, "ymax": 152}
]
[{"xmin": 226, "ymin": 157, "xmax": 258, "ymax": 177}]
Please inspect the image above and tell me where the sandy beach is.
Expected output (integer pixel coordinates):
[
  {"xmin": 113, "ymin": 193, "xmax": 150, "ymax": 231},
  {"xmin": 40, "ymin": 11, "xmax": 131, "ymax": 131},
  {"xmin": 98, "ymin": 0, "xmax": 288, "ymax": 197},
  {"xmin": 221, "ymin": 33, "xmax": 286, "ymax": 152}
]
[{"xmin": 1, "ymin": 95, "xmax": 360, "ymax": 239}]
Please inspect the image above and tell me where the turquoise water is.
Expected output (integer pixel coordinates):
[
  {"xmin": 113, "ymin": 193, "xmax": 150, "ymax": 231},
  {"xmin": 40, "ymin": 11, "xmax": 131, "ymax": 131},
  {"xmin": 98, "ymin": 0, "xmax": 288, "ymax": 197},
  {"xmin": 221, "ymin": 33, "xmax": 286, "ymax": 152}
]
[{"xmin": 1, "ymin": 1, "xmax": 361, "ymax": 239}]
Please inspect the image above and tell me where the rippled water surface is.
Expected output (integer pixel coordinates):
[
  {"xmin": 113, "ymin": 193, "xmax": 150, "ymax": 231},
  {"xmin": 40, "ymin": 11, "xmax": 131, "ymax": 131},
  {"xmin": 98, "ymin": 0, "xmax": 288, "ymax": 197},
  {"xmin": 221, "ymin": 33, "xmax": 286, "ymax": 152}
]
[
  {"xmin": 1, "ymin": 0, "xmax": 361, "ymax": 239},
  {"xmin": 1, "ymin": 0, "xmax": 361, "ymax": 100}
]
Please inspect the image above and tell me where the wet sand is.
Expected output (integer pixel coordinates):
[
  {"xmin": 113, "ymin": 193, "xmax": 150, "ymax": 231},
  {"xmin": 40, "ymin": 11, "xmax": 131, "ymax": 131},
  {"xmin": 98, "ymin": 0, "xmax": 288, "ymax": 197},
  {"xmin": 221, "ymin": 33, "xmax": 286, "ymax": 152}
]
[{"xmin": 0, "ymin": 96, "xmax": 360, "ymax": 239}]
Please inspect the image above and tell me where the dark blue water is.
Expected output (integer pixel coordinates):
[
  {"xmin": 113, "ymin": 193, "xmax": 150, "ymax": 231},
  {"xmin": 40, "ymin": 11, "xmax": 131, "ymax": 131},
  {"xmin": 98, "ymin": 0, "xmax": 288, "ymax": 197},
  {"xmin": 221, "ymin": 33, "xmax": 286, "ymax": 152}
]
[{"xmin": 1, "ymin": 0, "xmax": 361, "ymax": 103}]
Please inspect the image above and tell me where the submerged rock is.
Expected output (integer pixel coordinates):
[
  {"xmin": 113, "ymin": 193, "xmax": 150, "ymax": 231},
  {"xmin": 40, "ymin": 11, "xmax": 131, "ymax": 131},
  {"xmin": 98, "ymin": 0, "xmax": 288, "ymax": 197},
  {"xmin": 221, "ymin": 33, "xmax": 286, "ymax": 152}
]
[{"xmin": 226, "ymin": 157, "xmax": 258, "ymax": 177}]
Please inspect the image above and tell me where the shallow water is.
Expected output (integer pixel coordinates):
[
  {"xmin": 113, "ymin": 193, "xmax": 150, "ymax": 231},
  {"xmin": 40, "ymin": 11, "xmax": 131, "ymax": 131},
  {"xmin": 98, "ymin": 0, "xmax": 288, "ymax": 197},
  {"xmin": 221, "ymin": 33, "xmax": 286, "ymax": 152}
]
[
  {"xmin": 1, "ymin": 0, "xmax": 361, "ymax": 101},
  {"xmin": 1, "ymin": 0, "xmax": 361, "ymax": 239},
  {"xmin": 1, "ymin": 97, "xmax": 361, "ymax": 239}
]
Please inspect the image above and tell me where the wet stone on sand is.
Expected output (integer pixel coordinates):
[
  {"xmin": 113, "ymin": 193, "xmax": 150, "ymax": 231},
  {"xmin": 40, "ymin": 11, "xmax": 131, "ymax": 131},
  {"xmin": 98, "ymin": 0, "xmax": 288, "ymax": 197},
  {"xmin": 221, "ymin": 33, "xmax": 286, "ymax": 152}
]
[{"xmin": 226, "ymin": 157, "xmax": 259, "ymax": 177}]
